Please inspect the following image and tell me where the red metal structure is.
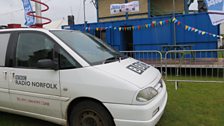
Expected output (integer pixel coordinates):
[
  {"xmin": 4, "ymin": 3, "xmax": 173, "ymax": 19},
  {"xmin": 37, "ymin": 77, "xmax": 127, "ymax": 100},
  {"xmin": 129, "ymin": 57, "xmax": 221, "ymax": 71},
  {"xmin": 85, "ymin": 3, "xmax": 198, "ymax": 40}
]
[{"xmin": 27, "ymin": 0, "xmax": 51, "ymax": 28}]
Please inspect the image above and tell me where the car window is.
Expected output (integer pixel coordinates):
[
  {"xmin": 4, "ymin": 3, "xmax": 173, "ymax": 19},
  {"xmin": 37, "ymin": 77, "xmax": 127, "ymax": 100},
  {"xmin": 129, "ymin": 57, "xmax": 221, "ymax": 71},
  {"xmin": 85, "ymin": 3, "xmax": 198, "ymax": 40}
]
[
  {"xmin": 0, "ymin": 33, "xmax": 10, "ymax": 66},
  {"xmin": 58, "ymin": 48, "xmax": 81, "ymax": 69},
  {"xmin": 15, "ymin": 32, "xmax": 54, "ymax": 69}
]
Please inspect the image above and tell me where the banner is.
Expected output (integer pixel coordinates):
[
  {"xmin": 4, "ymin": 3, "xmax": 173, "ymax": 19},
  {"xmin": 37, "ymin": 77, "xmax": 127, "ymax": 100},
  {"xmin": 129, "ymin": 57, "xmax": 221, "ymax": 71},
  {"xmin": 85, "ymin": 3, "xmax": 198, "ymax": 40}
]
[
  {"xmin": 205, "ymin": 0, "xmax": 224, "ymax": 25},
  {"xmin": 21, "ymin": 0, "xmax": 35, "ymax": 26},
  {"xmin": 110, "ymin": 1, "xmax": 139, "ymax": 14}
]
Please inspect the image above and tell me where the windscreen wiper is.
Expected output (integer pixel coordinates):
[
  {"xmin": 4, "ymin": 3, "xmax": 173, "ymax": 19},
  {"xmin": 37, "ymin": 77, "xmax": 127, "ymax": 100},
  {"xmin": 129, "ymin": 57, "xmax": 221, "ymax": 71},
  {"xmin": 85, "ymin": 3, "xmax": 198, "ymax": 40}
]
[
  {"xmin": 103, "ymin": 55, "xmax": 128, "ymax": 64},
  {"xmin": 103, "ymin": 56, "xmax": 119, "ymax": 64}
]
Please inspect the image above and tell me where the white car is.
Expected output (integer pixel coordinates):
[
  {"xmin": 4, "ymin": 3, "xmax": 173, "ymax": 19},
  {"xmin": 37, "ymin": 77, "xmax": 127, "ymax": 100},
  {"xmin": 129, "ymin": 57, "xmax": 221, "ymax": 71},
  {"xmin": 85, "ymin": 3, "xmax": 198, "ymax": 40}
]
[{"xmin": 0, "ymin": 28, "xmax": 167, "ymax": 126}]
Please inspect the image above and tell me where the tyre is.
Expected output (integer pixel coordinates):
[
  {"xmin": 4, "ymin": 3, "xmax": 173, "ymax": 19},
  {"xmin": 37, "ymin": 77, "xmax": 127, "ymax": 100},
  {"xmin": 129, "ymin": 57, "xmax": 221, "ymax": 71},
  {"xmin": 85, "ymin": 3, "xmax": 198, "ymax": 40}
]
[{"xmin": 69, "ymin": 100, "xmax": 115, "ymax": 126}]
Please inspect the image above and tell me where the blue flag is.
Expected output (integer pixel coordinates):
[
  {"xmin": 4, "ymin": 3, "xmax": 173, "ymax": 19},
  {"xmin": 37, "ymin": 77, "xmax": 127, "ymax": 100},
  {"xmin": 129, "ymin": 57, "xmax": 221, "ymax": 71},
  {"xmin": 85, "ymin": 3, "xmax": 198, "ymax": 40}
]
[{"xmin": 21, "ymin": 0, "xmax": 35, "ymax": 26}]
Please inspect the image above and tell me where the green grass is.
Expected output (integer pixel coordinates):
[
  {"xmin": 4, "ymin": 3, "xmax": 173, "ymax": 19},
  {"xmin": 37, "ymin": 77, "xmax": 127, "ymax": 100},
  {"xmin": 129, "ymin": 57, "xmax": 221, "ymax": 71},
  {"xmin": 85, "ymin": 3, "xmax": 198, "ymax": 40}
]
[
  {"xmin": 0, "ymin": 82, "xmax": 224, "ymax": 126},
  {"xmin": 157, "ymin": 82, "xmax": 224, "ymax": 126}
]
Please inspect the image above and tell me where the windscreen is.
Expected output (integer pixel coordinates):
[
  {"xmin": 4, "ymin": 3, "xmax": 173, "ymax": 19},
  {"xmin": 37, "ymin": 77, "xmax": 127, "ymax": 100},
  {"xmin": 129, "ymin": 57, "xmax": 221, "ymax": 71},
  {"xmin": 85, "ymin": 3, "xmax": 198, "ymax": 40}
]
[{"xmin": 51, "ymin": 30, "xmax": 123, "ymax": 65}]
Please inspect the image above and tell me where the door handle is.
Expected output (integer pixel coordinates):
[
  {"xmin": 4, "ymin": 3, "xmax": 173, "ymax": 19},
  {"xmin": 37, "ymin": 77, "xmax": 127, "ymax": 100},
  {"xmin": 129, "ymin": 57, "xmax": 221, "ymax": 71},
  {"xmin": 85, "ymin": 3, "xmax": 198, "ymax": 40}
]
[
  {"xmin": 3, "ymin": 71, "xmax": 7, "ymax": 80},
  {"xmin": 12, "ymin": 72, "xmax": 15, "ymax": 79}
]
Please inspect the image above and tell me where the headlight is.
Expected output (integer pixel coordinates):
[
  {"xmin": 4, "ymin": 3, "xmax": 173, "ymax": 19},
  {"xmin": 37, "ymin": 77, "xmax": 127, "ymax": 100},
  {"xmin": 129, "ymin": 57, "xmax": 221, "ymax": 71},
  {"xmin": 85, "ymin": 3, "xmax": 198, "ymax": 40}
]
[{"xmin": 136, "ymin": 87, "xmax": 158, "ymax": 102}]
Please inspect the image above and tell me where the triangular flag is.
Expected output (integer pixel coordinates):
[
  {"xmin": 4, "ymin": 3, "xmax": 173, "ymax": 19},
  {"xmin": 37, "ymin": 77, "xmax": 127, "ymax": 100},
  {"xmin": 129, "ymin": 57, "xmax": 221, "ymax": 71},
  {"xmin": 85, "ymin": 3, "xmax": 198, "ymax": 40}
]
[
  {"xmin": 188, "ymin": 27, "xmax": 191, "ymax": 31},
  {"xmin": 165, "ymin": 19, "xmax": 169, "ymax": 24},
  {"xmin": 185, "ymin": 25, "xmax": 189, "ymax": 30},
  {"xmin": 132, "ymin": 26, "xmax": 135, "ymax": 30},
  {"xmin": 177, "ymin": 21, "xmax": 181, "ymax": 25},
  {"xmin": 138, "ymin": 25, "xmax": 141, "ymax": 30},
  {"xmin": 159, "ymin": 21, "xmax": 163, "ymax": 26},
  {"xmin": 154, "ymin": 22, "xmax": 157, "ymax": 27},
  {"xmin": 119, "ymin": 27, "xmax": 122, "ymax": 31},
  {"xmin": 145, "ymin": 24, "xmax": 149, "ymax": 28},
  {"xmin": 194, "ymin": 29, "xmax": 198, "ymax": 32},
  {"xmin": 114, "ymin": 27, "xmax": 117, "ymax": 30},
  {"xmin": 202, "ymin": 32, "xmax": 206, "ymax": 35},
  {"xmin": 212, "ymin": 34, "xmax": 216, "ymax": 37},
  {"xmin": 172, "ymin": 17, "xmax": 176, "ymax": 22},
  {"xmin": 96, "ymin": 28, "xmax": 99, "ymax": 31},
  {"xmin": 151, "ymin": 23, "xmax": 154, "ymax": 27},
  {"xmin": 198, "ymin": 31, "xmax": 202, "ymax": 35},
  {"xmin": 174, "ymin": 20, "xmax": 178, "ymax": 24}
]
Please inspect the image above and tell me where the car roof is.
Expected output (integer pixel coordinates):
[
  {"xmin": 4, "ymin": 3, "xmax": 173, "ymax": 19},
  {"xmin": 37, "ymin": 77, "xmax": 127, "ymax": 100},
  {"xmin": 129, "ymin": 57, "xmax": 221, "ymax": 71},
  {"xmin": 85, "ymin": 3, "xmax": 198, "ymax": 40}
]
[
  {"xmin": 0, "ymin": 28, "xmax": 78, "ymax": 33},
  {"xmin": 0, "ymin": 28, "xmax": 50, "ymax": 32}
]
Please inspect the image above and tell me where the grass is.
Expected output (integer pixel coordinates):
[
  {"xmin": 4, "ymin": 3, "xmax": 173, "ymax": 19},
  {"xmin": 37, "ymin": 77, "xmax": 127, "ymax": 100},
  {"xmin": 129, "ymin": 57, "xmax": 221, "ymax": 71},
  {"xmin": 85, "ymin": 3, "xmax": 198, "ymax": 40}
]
[
  {"xmin": 0, "ymin": 82, "xmax": 224, "ymax": 126},
  {"xmin": 157, "ymin": 82, "xmax": 224, "ymax": 126}
]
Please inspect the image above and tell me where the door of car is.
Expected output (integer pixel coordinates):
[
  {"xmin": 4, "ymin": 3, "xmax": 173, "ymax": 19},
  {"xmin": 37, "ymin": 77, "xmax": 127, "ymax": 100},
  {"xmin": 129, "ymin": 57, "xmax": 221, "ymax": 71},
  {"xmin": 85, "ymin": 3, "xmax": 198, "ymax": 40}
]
[
  {"xmin": 0, "ymin": 33, "xmax": 11, "ymax": 108},
  {"xmin": 8, "ymin": 31, "xmax": 62, "ymax": 118}
]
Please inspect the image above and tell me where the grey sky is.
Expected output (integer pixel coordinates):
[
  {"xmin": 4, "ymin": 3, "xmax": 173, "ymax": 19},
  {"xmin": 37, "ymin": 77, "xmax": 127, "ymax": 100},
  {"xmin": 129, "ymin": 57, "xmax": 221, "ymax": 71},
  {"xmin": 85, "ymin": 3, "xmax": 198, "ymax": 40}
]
[{"xmin": 0, "ymin": 0, "xmax": 97, "ymax": 26}]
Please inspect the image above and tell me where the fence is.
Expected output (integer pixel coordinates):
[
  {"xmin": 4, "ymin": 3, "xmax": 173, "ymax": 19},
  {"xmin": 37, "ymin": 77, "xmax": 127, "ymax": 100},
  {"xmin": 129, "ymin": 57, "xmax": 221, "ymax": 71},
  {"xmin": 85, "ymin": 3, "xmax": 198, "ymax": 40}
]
[{"xmin": 121, "ymin": 49, "xmax": 224, "ymax": 88}]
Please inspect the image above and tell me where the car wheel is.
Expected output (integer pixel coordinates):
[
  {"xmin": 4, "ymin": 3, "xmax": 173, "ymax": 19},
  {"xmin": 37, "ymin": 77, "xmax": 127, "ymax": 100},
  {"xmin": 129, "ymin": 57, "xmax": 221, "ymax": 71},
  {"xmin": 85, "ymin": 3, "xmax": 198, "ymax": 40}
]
[{"xmin": 69, "ymin": 100, "xmax": 115, "ymax": 126}]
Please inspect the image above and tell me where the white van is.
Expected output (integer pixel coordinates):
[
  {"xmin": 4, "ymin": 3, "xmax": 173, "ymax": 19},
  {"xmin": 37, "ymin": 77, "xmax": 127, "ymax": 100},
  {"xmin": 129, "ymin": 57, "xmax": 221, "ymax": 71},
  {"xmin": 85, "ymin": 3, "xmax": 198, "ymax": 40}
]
[{"xmin": 0, "ymin": 28, "xmax": 167, "ymax": 126}]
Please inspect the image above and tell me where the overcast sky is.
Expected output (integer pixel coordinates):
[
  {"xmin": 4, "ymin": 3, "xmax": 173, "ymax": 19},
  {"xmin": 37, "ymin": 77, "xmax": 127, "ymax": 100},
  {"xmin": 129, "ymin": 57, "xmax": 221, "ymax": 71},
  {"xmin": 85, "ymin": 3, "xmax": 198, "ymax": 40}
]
[{"xmin": 0, "ymin": 0, "xmax": 97, "ymax": 26}]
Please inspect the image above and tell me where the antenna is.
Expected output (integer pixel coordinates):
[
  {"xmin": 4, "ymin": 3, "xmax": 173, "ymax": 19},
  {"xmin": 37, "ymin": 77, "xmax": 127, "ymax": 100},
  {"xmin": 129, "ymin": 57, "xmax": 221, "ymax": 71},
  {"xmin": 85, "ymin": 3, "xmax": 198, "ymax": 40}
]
[{"xmin": 70, "ymin": 6, "xmax": 73, "ymax": 15}]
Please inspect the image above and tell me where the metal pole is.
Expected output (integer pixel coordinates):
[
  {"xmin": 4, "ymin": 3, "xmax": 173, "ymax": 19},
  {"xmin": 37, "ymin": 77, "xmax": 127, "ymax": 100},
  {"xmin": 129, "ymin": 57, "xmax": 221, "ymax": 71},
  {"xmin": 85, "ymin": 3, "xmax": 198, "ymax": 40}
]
[
  {"xmin": 173, "ymin": 0, "xmax": 176, "ymax": 45},
  {"xmin": 35, "ymin": 0, "xmax": 42, "ymax": 24},
  {"xmin": 96, "ymin": 0, "xmax": 99, "ymax": 22},
  {"xmin": 184, "ymin": 0, "xmax": 189, "ymax": 14},
  {"xmin": 125, "ymin": 0, "xmax": 128, "ymax": 20},
  {"xmin": 83, "ymin": 0, "xmax": 87, "ymax": 30}
]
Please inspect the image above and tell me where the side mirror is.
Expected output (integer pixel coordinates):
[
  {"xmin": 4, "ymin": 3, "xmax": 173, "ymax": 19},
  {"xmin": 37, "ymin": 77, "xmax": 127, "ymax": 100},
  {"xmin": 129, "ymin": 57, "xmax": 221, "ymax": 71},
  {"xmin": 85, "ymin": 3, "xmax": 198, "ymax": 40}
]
[{"xmin": 37, "ymin": 59, "xmax": 58, "ymax": 70}]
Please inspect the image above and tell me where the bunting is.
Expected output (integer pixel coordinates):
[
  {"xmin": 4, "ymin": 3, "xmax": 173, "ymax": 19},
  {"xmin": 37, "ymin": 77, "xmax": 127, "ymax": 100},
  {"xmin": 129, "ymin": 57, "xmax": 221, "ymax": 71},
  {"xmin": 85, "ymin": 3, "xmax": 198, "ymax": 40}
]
[
  {"xmin": 172, "ymin": 18, "xmax": 223, "ymax": 39},
  {"xmin": 82, "ymin": 17, "xmax": 223, "ymax": 39}
]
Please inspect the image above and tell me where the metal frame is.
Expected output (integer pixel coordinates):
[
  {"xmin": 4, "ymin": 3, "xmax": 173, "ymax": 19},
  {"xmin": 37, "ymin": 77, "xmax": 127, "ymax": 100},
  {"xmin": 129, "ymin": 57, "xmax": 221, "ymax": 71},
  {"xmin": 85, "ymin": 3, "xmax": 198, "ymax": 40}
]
[
  {"xmin": 164, "ymin": 49, "xmax": 224, "ymax": 89},
  {"xmin": 120, "ymin": 49, "xmax": 224, "ymax": 90}
]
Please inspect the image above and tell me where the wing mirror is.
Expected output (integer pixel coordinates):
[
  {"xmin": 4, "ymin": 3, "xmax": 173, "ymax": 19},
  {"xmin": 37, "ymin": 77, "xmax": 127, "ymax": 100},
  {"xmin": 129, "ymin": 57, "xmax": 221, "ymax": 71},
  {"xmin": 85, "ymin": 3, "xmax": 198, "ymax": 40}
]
[{"xmin": 37, "ymin": 59, "xmax": 59, "ymax": 70}]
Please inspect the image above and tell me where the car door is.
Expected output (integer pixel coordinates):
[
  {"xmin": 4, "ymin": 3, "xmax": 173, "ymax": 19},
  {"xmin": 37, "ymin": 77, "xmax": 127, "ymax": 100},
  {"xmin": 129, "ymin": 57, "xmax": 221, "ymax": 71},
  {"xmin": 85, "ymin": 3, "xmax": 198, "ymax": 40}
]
[
  {"xmin": 8, "ymin": 31, "xmax": 63, "ymax": 118},
  {"xmin": 0, "ymin": 33, "xmax": 11, "ymax": 108}
]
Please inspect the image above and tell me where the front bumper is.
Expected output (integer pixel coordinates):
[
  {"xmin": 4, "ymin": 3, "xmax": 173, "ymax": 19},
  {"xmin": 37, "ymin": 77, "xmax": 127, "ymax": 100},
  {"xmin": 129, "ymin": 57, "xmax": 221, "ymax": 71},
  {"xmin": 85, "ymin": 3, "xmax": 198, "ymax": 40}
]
[{"xmin": 104, "ymin": 83, "xmax": 167, "ymax": 126}]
